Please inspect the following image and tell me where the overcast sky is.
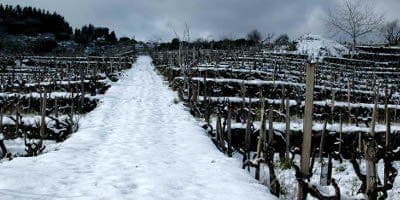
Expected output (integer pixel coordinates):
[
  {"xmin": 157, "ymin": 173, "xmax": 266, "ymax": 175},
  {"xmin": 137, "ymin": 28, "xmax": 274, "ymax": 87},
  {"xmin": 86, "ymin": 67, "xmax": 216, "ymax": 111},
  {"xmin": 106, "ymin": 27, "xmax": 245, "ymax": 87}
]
[{"xmin": 2, "ymin": 0, "xmax": 399, "ymax": 41}]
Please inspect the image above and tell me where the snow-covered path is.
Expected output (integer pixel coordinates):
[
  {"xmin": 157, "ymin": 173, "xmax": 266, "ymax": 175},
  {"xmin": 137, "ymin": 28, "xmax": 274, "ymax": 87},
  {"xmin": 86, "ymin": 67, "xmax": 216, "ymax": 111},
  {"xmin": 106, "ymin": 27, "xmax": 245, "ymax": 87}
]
[{"xmin": 0, "ymin": 56, "xmax": 275, "ymax": 200}]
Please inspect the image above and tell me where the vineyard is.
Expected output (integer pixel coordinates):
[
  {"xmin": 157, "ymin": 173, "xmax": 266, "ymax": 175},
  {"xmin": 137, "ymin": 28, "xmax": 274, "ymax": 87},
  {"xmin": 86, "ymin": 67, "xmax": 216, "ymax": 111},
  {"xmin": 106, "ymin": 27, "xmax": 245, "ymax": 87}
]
[
  {"xmin": 0, "ymin": 55, "xmax": 135, "ymax": 157},
  {"xmin": 151, "ymin": 46, "xmax": 400, "ymax": 199},
  {"xmin": 2, "ymin": 0, "xmax": 400, "ymax": 199}
]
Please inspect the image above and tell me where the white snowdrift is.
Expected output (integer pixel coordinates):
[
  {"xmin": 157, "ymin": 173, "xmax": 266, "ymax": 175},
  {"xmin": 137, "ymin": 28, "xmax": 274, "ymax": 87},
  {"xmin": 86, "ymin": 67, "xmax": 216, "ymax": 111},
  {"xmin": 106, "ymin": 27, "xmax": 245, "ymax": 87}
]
[
  {"xmin": 0, "ymin": 56, "xmax": 275, "ymax": 200},
  {"xmin": 295, "ymin": 34, "xmax": 348, "ymax": 58}
]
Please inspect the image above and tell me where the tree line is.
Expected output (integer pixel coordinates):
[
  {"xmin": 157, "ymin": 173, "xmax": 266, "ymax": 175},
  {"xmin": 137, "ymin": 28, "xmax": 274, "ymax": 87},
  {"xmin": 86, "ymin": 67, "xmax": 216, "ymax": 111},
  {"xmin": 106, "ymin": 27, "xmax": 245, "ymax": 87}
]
[
  {"xmin": 0, "ymin": 4, "xmax": 122, "ymax": 45},
  {"xmin": 156, "ymin": 31, "xmax": 293, "ymax": 51},
  {"xmin": 0, "ymin": 4, "xmax": 72, "ymax": 40},
  {"xmin": 74, "ymin": 24, "xmax": 118, "ymax": 45}
]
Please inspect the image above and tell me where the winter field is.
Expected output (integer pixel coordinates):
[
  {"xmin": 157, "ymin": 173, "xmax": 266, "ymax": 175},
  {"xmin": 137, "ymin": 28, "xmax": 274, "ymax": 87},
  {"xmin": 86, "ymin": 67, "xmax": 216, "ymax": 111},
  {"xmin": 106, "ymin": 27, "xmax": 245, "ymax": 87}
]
[
  {"xmin": 152, "ymin": 39, "xmax": 400, "ymax": 199},
  {"xmin": 1, "ymin": 38, "xmax": 400, "ymax": 200},
  {"xmin": 1, "ymin": 0, "xmax": 400, "ymax": 199},
  {"xmin": 0, "ymin": 56, "xmax": 275, "ymax": 200}
]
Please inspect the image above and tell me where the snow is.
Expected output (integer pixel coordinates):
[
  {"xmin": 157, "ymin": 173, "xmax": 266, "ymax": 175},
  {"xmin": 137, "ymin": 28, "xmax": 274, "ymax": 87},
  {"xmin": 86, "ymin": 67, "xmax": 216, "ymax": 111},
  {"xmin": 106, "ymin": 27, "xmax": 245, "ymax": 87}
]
[
  {"xmin": 196, "ymin": 96, "xmax": 400, "ymax": 110},
  {"xmin": 178, "ymin": 76, "xmax": 376, "ymax": 95},
  {"xmin": 295, "ymin": 34, "xmax": 348, "ymax": 58},
  {"xmin": 0, "ymin": 92, "xmax": 99, "ymax": 99},
  {"xmin": 197, "ymin": 96, "xmax": 298, "ymax": 107},
  {"xmin": 4, "ymin": 139, "xmax": 58, "ymax": 156},
  {"xmin": 210, "ymin": 117, "xmax": 400, "ymax": 134},
  {"xmin": 0, "ymin": 56, "xmax": 275, "ymax": 200},
  {"xmin": 1, "ymin": 115, "xmax": 69, "ymax": 127}
]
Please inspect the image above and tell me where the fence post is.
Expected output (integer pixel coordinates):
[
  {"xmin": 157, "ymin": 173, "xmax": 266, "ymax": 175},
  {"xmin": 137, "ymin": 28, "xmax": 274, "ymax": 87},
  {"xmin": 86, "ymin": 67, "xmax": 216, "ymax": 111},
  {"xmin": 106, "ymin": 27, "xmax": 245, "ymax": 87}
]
[
  {"xmin": 297, "ymin": 61, "xmax": 316, "ymax": 200},
  {"xmin": 366, "ymin": 79, "xmax": 378, "ymax": 199},
  {"xmin": 285, "ymin": 98, "xmax": 291, "ymax": 160}
]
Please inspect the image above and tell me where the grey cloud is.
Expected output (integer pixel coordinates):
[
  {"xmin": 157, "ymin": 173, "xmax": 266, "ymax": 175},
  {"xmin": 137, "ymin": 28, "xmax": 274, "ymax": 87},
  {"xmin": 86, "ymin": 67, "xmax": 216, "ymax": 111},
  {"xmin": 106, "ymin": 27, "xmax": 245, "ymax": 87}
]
[{"xmin": 1, "ymin": 0, "xmax": 398, "ymax": 41}]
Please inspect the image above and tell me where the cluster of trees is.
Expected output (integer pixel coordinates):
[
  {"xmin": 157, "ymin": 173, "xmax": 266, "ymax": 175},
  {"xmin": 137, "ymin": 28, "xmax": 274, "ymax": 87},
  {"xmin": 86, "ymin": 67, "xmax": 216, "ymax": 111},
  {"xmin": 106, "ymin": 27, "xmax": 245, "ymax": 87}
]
[
  {"xmin": 0, "ymin": 4, "xmax": 73, "ymax": 40},
  {"xmin": 0, "ymin": 34, "xmax": 59, "ymax": 55},
  {"xmin": 156, "ymin": 37, "xmax": 256, "ymax": 51},
  {"xmin": 0, "ymin": 4, "xmax": 123, "ymax": 45},
  {"xmin": 0, "ymin": 4, "xmax": 133, "ymax": 55},
  {"xmin": 119, "ymin": 36, "xmax": 137, "ymax": 44},
  {"xmin": 381, "ymin": 20, "xmax": 400, "ymax": 46},
  {"xmin": 156, "ymin": 31, "xmax": 292, "ymax": 51},
  {"xmin": 73, "ymin": 24, "xmax": 118, "ymax": 45}
]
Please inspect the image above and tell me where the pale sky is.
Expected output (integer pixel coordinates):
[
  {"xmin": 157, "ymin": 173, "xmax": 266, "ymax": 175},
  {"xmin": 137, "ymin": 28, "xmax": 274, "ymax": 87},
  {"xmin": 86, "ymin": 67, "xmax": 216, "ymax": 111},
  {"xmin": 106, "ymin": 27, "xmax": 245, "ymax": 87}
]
[{"xmin": 2, "ymin": 0, "xmax": 399, "ymax": 42}]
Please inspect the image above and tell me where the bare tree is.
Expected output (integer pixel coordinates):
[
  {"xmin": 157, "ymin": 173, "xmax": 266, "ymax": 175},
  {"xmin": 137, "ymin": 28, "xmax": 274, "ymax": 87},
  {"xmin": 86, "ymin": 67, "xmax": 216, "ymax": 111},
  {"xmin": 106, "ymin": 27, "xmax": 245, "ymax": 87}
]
[
  {"xmin": 381, "ymin": 20, "xmax": 400, "ymax": 45},
  {"xmin": 274, "ymin": 34, "xmax": 290, "ymax": 46},
  {"xmin": 326, "ymin": 0, "xmax": 384, "ymax": 51},
  {"xmin": 246, "ymin": 29, "xmax": 262, "ymax": 45},
  {"xmin": 262, "ymin": 33, "xmax": 275, "ymax": 46}
]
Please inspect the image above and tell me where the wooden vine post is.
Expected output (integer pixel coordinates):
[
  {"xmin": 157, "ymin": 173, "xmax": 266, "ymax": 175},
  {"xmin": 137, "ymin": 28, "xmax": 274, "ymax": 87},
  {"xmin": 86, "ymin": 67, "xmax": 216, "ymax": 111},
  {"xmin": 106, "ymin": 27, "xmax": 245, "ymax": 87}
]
[
  {"xmin": 385, "ymin": 87, "xmax": 391, "ymax": 149},
  {"xmin": 39, "ymin": 88, "xmax": 48, "ymax": 151},
  {"xmin": 0, "ymin": 106, "xmax": 6, "ymax": 158},
  {"xmin": 338, "ymin": 112, "xmax": 343, "ymax": 154},
  {"xmin": 347, "ymin": 79, "xmax": 352, "ymax": 124},
  {"xmin": 227, "ymin": 104, "xmax": 232, "ymax": 157},
  {"xmin": 366, "ymin": 79, "xmax": 378, "ymax": 199},
  {"xmin": 268, "ymin": 105, "xmax": 274, "ymax": 149},
  {"xmin": 243, "ymin": 100, "xmax": 252, "ymax": 171},
  {"xmin": 216, "ymin": 110, "xmax": 225, "ymax": 151},
  {"xmin": 319, "ymin": 119, "xmax": 328, "ymax": 186},
  {"xmin": 256, "ymin": 90, "xmax": 266, "ymax": 157},
  {"xmin": 203, "ymin": 70, "xmax": 209, "ymax": 125},
  {"xmin": 80, "ymin": 64, "xmax": 85, "ymax": 110},
  {"xmin": 255, "ymin": 91, "xmax": 266, "ymax": 180},
  {"xmin": 297, "ymin": 61, "xmax": 316, "ymax": 200},
  {"xmin": 280, "ymin": 86, "xmax": 285, "ymax": 112},
  {"xmin": 285, "ymin": 97, "xmax": 291, "ymax": 161},
  {"xmin": 15, "ymin": 97, "xmax": 20, "ymax": 137},
  {"xmin": 384, "ymin": 87, "xmax": 391, "ymax": 187}
]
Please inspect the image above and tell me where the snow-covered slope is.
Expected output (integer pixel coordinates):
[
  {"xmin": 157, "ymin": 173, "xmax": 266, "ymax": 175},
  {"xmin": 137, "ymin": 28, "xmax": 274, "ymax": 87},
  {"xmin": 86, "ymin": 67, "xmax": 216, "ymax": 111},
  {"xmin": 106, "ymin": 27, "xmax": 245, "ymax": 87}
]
[
  {"xmin": 295, "ymin": 34, "xmax": 348, "ymax": 58},
  {"xmin": 0, "ymin": 56, "xmax": 275, "ymax": 200}
]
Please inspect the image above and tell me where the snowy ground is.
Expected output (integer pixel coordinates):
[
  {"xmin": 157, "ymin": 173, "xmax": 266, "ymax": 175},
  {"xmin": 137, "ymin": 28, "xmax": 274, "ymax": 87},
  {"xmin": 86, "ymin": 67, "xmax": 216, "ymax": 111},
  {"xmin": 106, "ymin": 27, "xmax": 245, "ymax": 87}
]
[
  {"xmin": 0, "ymin": 56, "xmax": 275, "ymax": 200},
  {"xmin": 295, "ymin": 34, "xmax": 348, "ymax": 58}
]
